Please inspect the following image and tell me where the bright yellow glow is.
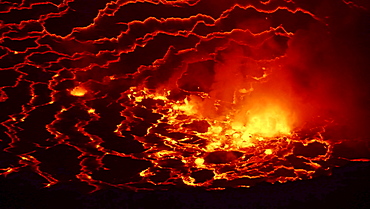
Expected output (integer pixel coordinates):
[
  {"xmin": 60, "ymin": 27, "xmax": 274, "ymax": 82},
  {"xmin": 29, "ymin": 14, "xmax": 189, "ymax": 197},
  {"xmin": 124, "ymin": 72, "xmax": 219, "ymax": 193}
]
[
  {"xmin": 206, "ymin": 141, "xmax": 222, "ymax": 150},
  {"xmin": 244, "ymin": 104, "xmax": 291, "ymax": 137},
  {"xmin": 153, "ymin": 95, "xmax": 168, "ymax": 101},
  {"xmin": 202, "ymin": 102, "xmax": 293, "ymax": 149},
  {"xmin": 156, "ymin": 150, "xmax": 177, "ymax": 158},
  {"xmin": 264, "ymin": 149, "xmax": 273, "ymax": 154},
  {"xmin": 173, "ymin": 98, "xmax": 197, "ymax": 115},
  {"xmin": 128, "ymin": 87, "xmax": 294, "ymax": 152},
  {"xmin": 195, "ymin": 158, "xmax": 205, "ymax": 166},
  {"xmin": 209, "ymin": 126, "xmax": 222, "ymax": 134},
  {"xmin": 134, "ymin": 95, "xmax": 144, "ymax": 102},
  {"xmin": 70, "ymin": 86, "xmax": 87, "ymax": 97}
]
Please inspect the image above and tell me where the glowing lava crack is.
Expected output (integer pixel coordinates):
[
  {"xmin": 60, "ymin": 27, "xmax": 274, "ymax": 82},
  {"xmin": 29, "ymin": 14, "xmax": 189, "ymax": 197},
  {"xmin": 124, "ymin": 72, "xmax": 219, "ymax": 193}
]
[
  {"xmin": 122, "ymin": 83, "xmax": 331, "ymax": 188},
  {"xmin": 0, "ymin": 0, "xmax": 369, "ymax": 191}
]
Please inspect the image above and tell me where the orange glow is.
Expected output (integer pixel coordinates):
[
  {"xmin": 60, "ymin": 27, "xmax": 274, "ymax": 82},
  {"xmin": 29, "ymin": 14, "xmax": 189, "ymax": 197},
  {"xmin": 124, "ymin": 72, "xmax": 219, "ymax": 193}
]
[
  {"xmin": 264, "ymin": 149, "xmax": 273, "ymax": 154},
  {"xmin": 173, "ymin": 97, "xmax": 198, "ymax": 115},
  {"xmin": 240, "ymin": 103, "xmax": 292, "ymax": 137},
  {"xmin": 195, "ymin": 158, "xmax": 205, "ymax": 166},
  {"xmin": 70, "ymin": 86, "xmax": 88, "ymax": 97},
  {"xmin": 210, "ymin": 101, "xmax": 292, "ymax": 149},
  {"xmin": 1, "ymin": 0, "xmax": 366, "ymax": 192},
  {"xmin": 128, "ymin": 86, "xmax": 296, "ymax": 153}
]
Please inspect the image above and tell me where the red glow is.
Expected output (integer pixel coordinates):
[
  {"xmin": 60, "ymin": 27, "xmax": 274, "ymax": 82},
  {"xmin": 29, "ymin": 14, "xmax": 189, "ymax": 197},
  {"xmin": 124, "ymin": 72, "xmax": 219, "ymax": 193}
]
[{"xmin": 0, "ymin": 0, "xmax": 369, "ymax": 192}]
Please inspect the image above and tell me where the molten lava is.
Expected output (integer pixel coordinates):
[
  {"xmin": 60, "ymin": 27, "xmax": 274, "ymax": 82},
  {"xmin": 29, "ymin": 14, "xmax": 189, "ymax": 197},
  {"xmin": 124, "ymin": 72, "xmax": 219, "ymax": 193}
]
[
  {"xmin": 70, "ymin": 86, "xmax": 88, "ymax": 97},
  {"xmin": 122, "ymin": 80, "xmax": 329, "ymax": 187},
  {"xmin": 0, "ymin": 0, "xmax": 369, "ymax": 192}
]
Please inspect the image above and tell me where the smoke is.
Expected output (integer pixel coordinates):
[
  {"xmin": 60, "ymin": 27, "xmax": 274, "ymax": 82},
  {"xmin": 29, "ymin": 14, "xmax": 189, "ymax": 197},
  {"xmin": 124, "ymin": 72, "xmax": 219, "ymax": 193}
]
[
  {"xmin": 281, "ymin": 5, "xmax": 370, "ymax": 139},
  {"xmin": 146, "ymin": 1, "xmax": 370, "ymax": 139}
]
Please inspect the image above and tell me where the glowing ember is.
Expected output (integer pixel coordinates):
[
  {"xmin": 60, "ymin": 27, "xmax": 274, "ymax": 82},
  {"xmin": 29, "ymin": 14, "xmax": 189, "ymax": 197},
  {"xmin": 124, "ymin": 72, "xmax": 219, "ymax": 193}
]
[
  {"xmin": 264, "ymin": 149, "xmax": 273, "ymax": 155},
  {"xmin": 70, "ymin": 86, "xmax": 88, "ymax": 97}
]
